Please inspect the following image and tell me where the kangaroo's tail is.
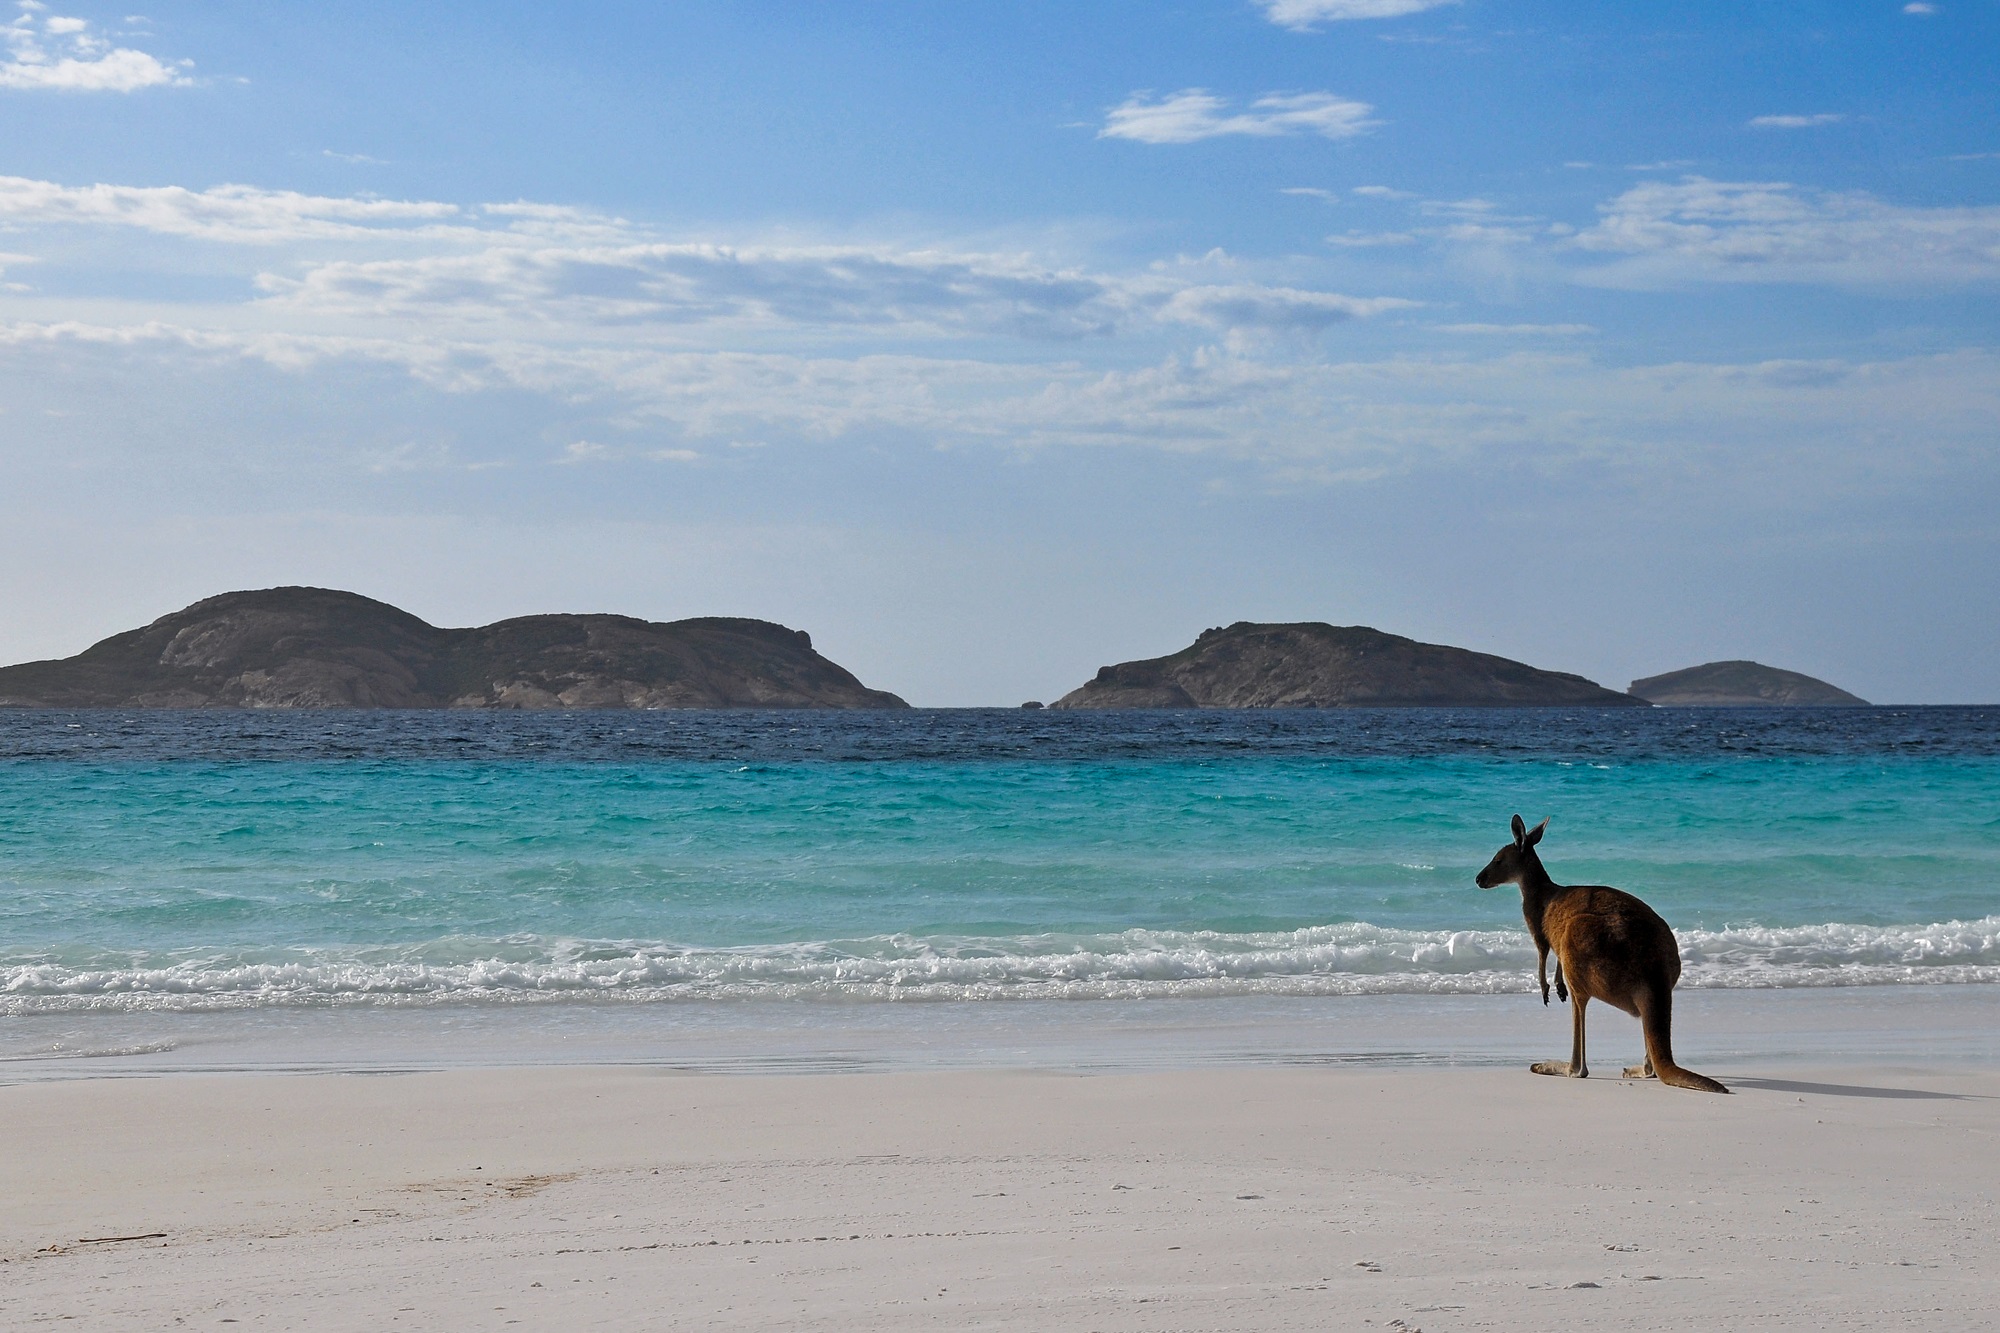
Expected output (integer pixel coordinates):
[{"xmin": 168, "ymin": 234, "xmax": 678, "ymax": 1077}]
[{"xmin": 1640, "ymin": 985, "xmax": 1729, "ymax": 1094}]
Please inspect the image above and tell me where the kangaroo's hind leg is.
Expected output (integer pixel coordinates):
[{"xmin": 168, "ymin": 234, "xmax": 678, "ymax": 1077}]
[
  {"xmin": 1531, "ymin": 992, "xmax": 1589, "ymax": 1078},
  {"xmin": 1635, "ymin": 983, "xmax": 1730, "ymax": 1093},
  {"xmin": 1624, "ymin": 992, "xmax": 1656, "ymax": 1072}
]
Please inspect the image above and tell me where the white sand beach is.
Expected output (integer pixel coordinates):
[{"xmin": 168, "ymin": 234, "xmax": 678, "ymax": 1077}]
[{"xmin": 4, "ymin": 1055, "xmax": 1997, "ymax": 1330}]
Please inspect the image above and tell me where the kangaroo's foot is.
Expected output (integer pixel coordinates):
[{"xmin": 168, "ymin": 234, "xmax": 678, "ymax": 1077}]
[
  {"xmin": 1623, "ymin": 1059, "xmax": 1656, "ymax": 1079},
  {"xmin": 1531, "ymin": 1060, "xmax": 1586, "ymax": 1078},
  {"xmin": 1656, "ymin": 1064, "xmax": 1731, "ymax": 1094}
]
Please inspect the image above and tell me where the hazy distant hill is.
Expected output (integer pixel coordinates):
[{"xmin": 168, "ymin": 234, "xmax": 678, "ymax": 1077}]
[
  {"xmin": 1628, "ymin": 660, "xmax": 1866, "ymax": 707},
  {"xmin": 0, "ymin": 587, "xmax": 908, "ymax": 709},
  {"xmin": 1051, "ymin": 622, "xmax": 1642, "ymax": 709}
]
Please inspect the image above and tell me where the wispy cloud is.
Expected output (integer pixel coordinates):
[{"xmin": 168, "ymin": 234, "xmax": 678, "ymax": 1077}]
[
  {"xmin": 1415, "ymin": 196, "xmax": 1543, "ymax": 246},
  {"xmin": 1903, "ymin": 3, "xmax": 1937, "ymax": 14},
  {"xmin": 0, "ymin": 175, "xmax": 460, "ymax": 242},
  {"xmin": 1257, "ymin": 0, "xmax": 1457, "ymax": 32},
  {"xmin": 0, "ymin": 173, "xmax": 1413, "ymax": 347},
  {"xmin": 1100, "ymin": 89, "xmax": 1377, "ymax": 144},
  {"xmin": 7, "ymin": 321, "xmax": 1989, "ymax": 498},
  {"xmin": 0, "ymin": 247, "xmax": 34, "ymax": 291},
  {"xmin": 256, "ymin": 242, "xmax": 1143, "ymax": 341},
  {"xmin": 1160, "ymin": 284, "xmax": 1416, "ymax": 333},
  {"xmin": 258, "ymin": 243, "xmax": 1423, "ymax": 344},
  {"xmin": 1748, "ymin": 113, "xmax": 1844, "ymax": 129},
  {"xmin": 1573, "ymin": 176, "xmax": 2000, "ymax": 287},
  {"xmin": 1436, "ymin": 323, "xmax": 1597, "ymax": 335},
  {"xmin": 1, "ymin": 4, "xmax": 187, "ymax": 91}
]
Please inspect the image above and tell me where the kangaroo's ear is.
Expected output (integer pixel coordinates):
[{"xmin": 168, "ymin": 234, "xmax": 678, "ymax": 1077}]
[
  {"xmin": 1525, "ymin": 818, "xmax": 1549, "ymax": 847},
  {"xmin": 1510, "ymin": 814, "xmax": 1527, "ymax": 846}
]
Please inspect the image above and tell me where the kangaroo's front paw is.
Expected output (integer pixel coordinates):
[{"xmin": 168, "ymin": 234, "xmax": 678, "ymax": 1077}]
[{"xmin": 1555, "ymin": 981, "xmax": 1568, "ymax": 1003}]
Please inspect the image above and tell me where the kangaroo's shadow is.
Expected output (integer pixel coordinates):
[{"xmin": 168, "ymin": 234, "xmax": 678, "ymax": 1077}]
[{"xmin": 1728, "ymin": 1076, "xmax": 1973, "ymax": 1101}]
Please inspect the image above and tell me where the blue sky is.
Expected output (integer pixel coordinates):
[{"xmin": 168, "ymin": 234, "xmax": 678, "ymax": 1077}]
[{"xmin": 1, "ymin": 0, "xmax": 1996, "ymax": 703}]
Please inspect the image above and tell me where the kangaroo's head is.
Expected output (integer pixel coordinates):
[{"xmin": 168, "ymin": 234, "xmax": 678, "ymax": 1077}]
[{"xmin": 1475, "ymin": 813, "xmax": 1549, "ymax": 889}]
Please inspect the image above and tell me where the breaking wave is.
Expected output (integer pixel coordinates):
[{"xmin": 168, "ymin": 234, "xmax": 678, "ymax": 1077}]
[{"xmin": 5, "ymin": 917, "xmax": 1998, "ymax": 1014}]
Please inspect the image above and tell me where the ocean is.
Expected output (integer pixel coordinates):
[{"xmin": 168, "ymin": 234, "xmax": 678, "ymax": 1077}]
[{"xmin": 4, "ymin": 707, "xmax": 1998, "ymax": 1074}]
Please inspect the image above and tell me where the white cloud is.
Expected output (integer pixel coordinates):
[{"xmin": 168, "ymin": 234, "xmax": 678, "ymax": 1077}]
[
  {"xmin": 0, "ymin": 173, "xmax": 1412, "ymax": 346},
  {"xmin": 1258, "ymin": 0, "xmax": 1457, "ymax": 31},
  {"xmin": 1352, "ymin": 184, "xmax": 1416, "ymax": 199},
  {"xmin": 1280, "ymin": 186, "xmax": 1337, "ymax": 199},
  {"xmin": 1100, "ymin": 89, "xmax": 1377, "ymax": 144},
  {"xmin": 1748, "ymin": 113, "xmax": 1844, "ymax": 129},
  {"xmin": 0, "ymin": 7, "xmax": 187, "ymax": 91},
  {"xmin": 1573, "ymin": 176, "xmax": 2000, "ymax": 287},
  {"xmin": 1904, "ymin": 3, "xmax": 1937, "ymax": 13},
  {"xmin": 0, "ymin": 174, "xmax": 462, "ymax": 242}
]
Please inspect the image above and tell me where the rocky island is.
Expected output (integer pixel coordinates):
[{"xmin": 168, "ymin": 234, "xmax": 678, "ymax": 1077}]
[
  {"xmin": 0, "ymin": 587, "xmax": 908, "ymax": 709},
  {"xmin": 1628, "ymin": 660, "xmax": 1866, "ymax": 706},
  {"xmin": 1051, "ymin": 622, "xmax": 1642, "ymax": 709}
]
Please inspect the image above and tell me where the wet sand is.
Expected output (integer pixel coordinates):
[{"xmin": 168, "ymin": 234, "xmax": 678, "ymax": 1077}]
[{"xmin": 4, "ymin": 1061, "xmax": 1997, "ymax": 1330}]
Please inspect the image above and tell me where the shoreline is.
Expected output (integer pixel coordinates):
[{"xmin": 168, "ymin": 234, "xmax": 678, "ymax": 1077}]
[
  {"xmin": 5, "ymin": 1059, "xmax": 1997, "ymax": 1329},
  {"xmin": 6, "ymin": 984, "xmax": 1998, "ymax": 1082}
]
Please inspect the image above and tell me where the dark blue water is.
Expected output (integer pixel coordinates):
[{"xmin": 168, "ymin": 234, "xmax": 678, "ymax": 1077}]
[{"xmin": 7, "ymin": 706, "xmax": 1999, "ymax": 763}]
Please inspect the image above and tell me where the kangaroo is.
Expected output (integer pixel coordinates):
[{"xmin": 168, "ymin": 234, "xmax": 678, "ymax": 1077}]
[{"xmin": 1475, "ymin": 814, "xmax": 1727, "ymax": 1093}]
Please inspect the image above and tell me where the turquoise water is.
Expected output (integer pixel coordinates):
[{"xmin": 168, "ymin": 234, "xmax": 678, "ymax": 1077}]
[{"xmin": 3, "ymin": 709, "xmax": 1999, "ymax": 1011}]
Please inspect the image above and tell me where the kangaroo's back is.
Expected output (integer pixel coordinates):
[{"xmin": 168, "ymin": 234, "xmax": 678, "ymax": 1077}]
[{"xmin": 1543, "ymin": 883, "xmax": 1682, "ymax": 1019}]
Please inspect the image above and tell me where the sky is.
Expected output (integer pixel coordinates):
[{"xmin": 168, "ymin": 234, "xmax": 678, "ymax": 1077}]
[{"xmin": 0, "ymin": 0, "xmax": 1996, "ymax": 705}]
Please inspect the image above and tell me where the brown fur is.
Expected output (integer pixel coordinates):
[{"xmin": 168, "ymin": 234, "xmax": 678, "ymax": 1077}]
[{"xmin": 1476, "ymin": 815, "xmax": 1727, "ymax": 1093}]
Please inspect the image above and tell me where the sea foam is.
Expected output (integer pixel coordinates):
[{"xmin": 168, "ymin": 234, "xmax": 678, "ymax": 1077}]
[{"xmin": 5, "ymin": 917, "xmax": 1997, "ymax": 1014}]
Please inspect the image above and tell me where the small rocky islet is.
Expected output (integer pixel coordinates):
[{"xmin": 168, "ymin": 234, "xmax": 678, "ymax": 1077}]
[
  {"xmin": 1627, "ymin": 660, "xmax": 1866, "ymax": 706},
  {"xmin": 1051, "ymin": 622, "xmax": 1644, "ymax": 709}
]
